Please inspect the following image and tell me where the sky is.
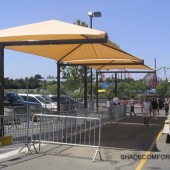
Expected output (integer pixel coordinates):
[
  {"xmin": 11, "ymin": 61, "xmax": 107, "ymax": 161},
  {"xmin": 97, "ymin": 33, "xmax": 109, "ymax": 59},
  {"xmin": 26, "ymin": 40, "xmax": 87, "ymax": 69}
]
[{"xmin": 1, "ymin": 0, "xmax": 170, "ymax": 80}]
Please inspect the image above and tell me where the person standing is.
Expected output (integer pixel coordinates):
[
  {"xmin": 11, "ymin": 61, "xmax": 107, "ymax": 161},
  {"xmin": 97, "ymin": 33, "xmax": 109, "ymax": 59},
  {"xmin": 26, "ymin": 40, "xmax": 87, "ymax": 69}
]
[
  {"xmin": 164, "ymin": 99, "xmax": 169, "ymax": 117},
  {"xmin": 151, "ymin": 98, "xmax": 158, "ymax": 120},
  {"xmin": 141, "ymin": 97, "xmax": 152, "ymax": 126},
  {"xmin": 157, "ymin": 98, "xmax": 160, "ymax": 115},
  {"xmin": 107, "ymin": 97, "xmax": 114, "ymax": 122},
  {"xmin": 113, "ymin": 95, "xmax": 119, "ymax": 105},
  {"xmin": 122, "ymin": 97, "xmax": 128, "ymax": 116},
  {"xmin": 130, "ymin": 96, "xmax": 136, "ymax": 116}
]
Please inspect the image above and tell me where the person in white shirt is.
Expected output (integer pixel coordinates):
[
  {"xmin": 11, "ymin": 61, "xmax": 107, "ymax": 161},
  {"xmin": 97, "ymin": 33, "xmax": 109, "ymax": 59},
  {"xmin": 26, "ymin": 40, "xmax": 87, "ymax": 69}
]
[
  {"xmin": 141, "ymin": 97, "xmax": 152, "ymax": 126},
  {"xmin": 130, "ymin": 96, "xmax": 136, "ymax": 116},
  {"xmin": 107, "ymin": 98, "xmax": 114, "ymax": 122},
  {"xmin": 113, "ymin": 95, "xmax": 119, "ymax": 105}
]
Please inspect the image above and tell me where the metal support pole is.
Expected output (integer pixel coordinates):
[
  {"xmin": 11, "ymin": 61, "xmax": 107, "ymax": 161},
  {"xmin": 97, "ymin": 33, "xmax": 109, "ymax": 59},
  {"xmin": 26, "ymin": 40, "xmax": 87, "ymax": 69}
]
[
  {"xmin": 57, "ymin": 62, "xmax": 61, "ymax": 111},
  {"xmin": 90, "ymin": 16, "xmax": 93, "ymax": 28},
  {"xmin": 89, "ymin": 15, "xmax": 93, "ymax": 102},
  {"xmin": 96, "ymin": 71, "xmax": 99, "ymax": 108},
  {"xmin": 0, "ymin": 45, "xmax": 4, "ymax": 137},
  {"xmin": 84, "ymin": 66, "xmax": 87, "ymax": 108},
  {"xmin": 88, "ymin": 12, "xmax": 101, "ymax": 105},
  {"xmin": 115, "ymin": 73, "xmax": 117, "ymax": 96},
  {"xmin": 90, "ymin": 68, "xmax": 93, "ymax": 101}
]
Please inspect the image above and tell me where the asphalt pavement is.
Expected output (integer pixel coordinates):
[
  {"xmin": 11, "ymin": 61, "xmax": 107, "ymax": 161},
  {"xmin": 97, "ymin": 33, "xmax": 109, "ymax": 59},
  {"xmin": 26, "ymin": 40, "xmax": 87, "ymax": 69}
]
[{"xmin": 0, "ymin": 108, "xmax": 169, "ymax": 170}]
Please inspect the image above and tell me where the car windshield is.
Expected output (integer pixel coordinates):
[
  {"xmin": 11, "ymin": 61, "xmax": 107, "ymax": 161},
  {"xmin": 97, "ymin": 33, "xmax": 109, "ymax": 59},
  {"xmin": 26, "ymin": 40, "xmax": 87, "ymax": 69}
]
[
  {"xmin": 49, "ymin": 96, "xmax": 76, "ymax": 103},
  {"xmin": 60, "ymin": 96, "xmax": 76, "ymax": 103},
  {"xmin": 35, "ymin": 96, "xmax": 51, "ymax": 104},
  {"xmin": 42, "ymin": 95, "xmax": 53, "ymax": 102},
  {"xmin": 5, "ymin": 93, "xmax": 25, "ymax": 102},
  {"xmin": 49, "ymin": 96, "xmax": 58, "ymax": 102}
]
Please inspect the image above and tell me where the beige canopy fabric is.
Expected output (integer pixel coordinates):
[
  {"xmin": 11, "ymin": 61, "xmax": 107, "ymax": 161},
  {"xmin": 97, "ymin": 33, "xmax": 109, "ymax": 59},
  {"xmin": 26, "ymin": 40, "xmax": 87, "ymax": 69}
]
[
  {"xmin": 0, "ymin": 20, "xmax": 107, "ymax": 42},
  {"xmin": 64, "ymin": 58, "xmax": 143, "ymax": 65},
  {"xmin": 0, "ymin": 19, "xmax": 152, "ymax": 71},
  {"xmin": 5, "ymin": 40, "xmax": 143, "ymax": 64},
  {"xmin": 92, "ymin": 64, "xmax": 154, "ymax": 70}
]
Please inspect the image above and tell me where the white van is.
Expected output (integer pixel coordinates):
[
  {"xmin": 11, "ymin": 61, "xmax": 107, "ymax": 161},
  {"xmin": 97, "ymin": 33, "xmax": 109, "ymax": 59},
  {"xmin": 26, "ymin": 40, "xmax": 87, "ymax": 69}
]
[{"xmin": 19, "ymin": 94, "xmax": 56, "ymax": 112}]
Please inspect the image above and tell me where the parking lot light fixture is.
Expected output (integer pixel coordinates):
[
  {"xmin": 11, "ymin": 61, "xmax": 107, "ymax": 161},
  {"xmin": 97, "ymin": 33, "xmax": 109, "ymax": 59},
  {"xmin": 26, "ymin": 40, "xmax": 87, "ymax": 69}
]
[
  {"xmin": 88, "ymin": 11, "xmax": 101, "ymax": 28},
  {"xmin": 88, "ymin": 11, "xmax": 101, "ymax": 102}
]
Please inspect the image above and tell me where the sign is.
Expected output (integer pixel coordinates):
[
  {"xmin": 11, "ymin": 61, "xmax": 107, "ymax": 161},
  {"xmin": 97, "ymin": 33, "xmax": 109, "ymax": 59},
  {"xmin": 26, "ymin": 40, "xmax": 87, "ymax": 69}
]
[
  {"xmin": 98, "ymin": 89, "xmax": 106, "ymax": 93},
  {"xmin": 0, "ymin": 136, "xmax": 12, "ymax": 146}
]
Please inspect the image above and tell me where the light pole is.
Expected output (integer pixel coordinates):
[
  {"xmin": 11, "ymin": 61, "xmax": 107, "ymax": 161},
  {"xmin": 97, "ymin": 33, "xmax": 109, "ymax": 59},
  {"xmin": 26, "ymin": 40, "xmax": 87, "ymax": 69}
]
[
  {"xmin": 88, "ymin": 12, "xmax": 102, "ymax": 28},
  {"xmin": 88, "ymin": 11, "xmax": 101, "ymax": 107}
]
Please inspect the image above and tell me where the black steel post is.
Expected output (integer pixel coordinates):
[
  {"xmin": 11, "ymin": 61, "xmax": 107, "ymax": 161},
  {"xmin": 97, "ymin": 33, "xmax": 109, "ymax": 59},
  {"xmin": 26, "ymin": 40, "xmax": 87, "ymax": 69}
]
[
  {"xmin": 89, "ymin": 15, "xmax": 93, "ymax": 102},
  {"xmin": 115, "ymin": 73, "xmax": 117, "ymax": 96},
  {"xmin": 96, "ymin": 71, "xmax": 99, "ymax": 108},
  {"xmin": 90, "ymin": 68, "xmax": 93, "ymax": 101},
  {"xmin": 0, "ymin": 45, "xmax": 4, "ymax": 137},
  {"xmin": 57, "ymin": 62, "xmax": 60, "ymax": 111},
  {"xmin": 90, "ymin": 16, "xmax": 93, "ymax": 28},
  {"xmin": 84, "ymin": 66, "xmax": 87, "ymax": 108}
]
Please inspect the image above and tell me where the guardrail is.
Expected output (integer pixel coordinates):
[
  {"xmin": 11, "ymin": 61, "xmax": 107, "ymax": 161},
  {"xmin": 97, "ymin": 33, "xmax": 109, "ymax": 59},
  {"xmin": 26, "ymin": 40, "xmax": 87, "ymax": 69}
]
[
  {"xmin": 1, "ymin": 106, "xmax": 42, "ymax": 144},
  {"xmin": 101, "ymin": 104, "xmax": 127, "ymax": 124},
  {"xmin": 0, "ymin": 114, "xmax": 28, "ymax": 144},
  {"xmin": 31, "ymin": 114, "xmax": 102, "ymax": 162},
  {"xmin": 1, "ymin": 104, "xmax": 126, "ymax": 161}
]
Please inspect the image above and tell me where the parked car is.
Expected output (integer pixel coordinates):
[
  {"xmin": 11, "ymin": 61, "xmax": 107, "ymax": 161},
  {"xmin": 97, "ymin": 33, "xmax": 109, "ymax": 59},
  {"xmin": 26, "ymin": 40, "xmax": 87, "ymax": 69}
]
[
  {"xmin": 4, "ymin": 92, "xmax": 41, "ymax": 115},
  {"xmin": 48, "ymin": 95, "xmax": 80, "ymax": 110},
  {"xmin": 19, "ymin": 94, "xmax": 56, "ymax": 112},
  {"xmin": 41, "ymin": 95, "xmax": 58, "ymax": 110}
]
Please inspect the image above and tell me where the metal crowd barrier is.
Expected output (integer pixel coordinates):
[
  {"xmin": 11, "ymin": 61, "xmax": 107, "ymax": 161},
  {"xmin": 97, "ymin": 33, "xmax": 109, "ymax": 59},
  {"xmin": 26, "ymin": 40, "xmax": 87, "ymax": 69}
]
[
  {"xmin": 1, "ymin": 106, "xmax": 42, "ymax": 144},
  {"xmin": 31, "ymin": 114, "xmax": 102, "ymax": 162},
  {"xmin": 102, "ymin": 104, "xmax": 127, "ymax": 124},
  {"xmin": 76, "ymin": 107, "xmax": 103, "ymax": 117},
  {"xmin": 1, "ymin": 104, "xmax": 127, "ymax": 161},
  {"xmin": 1, "ymin": 114, "xmax": 28, "ymax": 144}
]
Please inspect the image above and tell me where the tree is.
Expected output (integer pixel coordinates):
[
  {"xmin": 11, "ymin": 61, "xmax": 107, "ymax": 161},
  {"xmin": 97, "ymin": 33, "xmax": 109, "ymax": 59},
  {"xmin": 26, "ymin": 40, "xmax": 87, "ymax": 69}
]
[
  {"xmin": 156, "ymin": 81, "xmax": 169, "ymax": 96},
  {"xmin": 73, "ymin": 19, "xmax": 88, "ymax": 27},
  {"xmin": 34, "ymin": 74, "xmax": 42, "ymax": 80}
]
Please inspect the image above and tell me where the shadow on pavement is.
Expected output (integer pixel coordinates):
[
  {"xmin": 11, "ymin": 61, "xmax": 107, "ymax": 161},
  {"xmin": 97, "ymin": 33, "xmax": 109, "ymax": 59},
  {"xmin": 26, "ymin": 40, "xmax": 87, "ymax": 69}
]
[{"xmin": 100, "ymin": 115, "xmax": 166, "ymax": 152}]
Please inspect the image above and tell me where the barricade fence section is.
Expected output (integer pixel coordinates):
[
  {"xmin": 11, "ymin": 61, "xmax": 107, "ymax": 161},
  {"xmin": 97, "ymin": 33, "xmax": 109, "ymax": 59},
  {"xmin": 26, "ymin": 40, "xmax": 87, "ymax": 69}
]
[
  {"xmin": 1, "ymin": 105, "xmax": 43, "ymax": 144},
  {"xmin": 31, "ymin": 114, "xmax": 102, "ymax": 162},
  {"xmin": 1, "ymin": 104, "xmax": 127, "ymax": 161},
  {"xmin": 1, "ymin": 114, "xmax": 28, "ymax": 144},
  {"xmin": 76, "ymin": 107, "xmax": 103, "ymax": 117},
  {"xmin": 101, "ymin": 104, "xmax": 127, "ymax": 124}
]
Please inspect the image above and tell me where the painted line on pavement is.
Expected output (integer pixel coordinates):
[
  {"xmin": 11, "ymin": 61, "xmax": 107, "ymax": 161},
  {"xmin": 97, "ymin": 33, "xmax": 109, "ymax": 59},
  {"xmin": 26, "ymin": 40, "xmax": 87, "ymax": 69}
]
[{"xmin": 135, "ymin": 129, "xmax": 163, "ymax": 170}]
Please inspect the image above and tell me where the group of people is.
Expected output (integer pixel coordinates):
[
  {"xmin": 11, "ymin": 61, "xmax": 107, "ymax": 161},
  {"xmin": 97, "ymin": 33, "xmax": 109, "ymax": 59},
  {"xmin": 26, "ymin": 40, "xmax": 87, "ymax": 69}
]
[
  {"xmin": 106, "ymin": 95, "xmax": 120, "ymax": 107},
  {"xmin": 141, "ymin": 97, "xmax": 169, "ymax": 126},
  {"xmin": 106, "ymin": 96, "xmax": 121, "ymax": 123},
  {"xmin": 107, "ymin": 95, "xmax": 170, "ymax": 127}
]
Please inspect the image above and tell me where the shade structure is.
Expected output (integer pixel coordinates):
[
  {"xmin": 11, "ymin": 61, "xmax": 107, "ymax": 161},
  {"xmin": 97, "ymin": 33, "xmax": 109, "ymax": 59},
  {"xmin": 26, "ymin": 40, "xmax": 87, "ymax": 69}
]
[
  {"xmin": 0, "ymin": 19, "xmax": 153, "ymax": 73},
  {"xmin": 92, "ymin": 64, "xmax": 154, "ymax": 70},
  {"xmin": 0, "ymin": 20, "xmax": 145, "ymax": 67},
  {"xmin": 0, "ymin": 20, "xmax": 107, "ymax": 44}
]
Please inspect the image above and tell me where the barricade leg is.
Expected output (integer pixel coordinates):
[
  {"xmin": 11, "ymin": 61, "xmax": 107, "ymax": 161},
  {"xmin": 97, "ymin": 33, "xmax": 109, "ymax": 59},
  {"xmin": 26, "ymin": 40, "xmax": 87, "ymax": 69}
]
[
  {"xmin": 93, "ymin": 149, "xmax": 102, "ymax": 162},
  {"xmin": 19, "ymin": 142, "xmax": 38, "ymax": 154},
  {"xmin": 19, "ymin": 113, "xmax": 38, "ymax": 154}
]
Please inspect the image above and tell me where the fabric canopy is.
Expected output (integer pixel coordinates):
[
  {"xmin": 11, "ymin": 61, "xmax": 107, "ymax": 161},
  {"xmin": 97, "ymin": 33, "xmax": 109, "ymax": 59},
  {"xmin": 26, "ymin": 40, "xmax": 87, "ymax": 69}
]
[
  {"xmin": 5, "ymin": 40, "xmax": 143, "ymax": 64},
  {"xmin": 0, "ymin": 20, "xmax": 107, "ymax": 43},
  {"xmin": 64, "ymin": 58, "xmax": 143, "ymax": 65},
  {"xmin": 0, "ymin": 19, "xmax": 152, "ymax": 71},
  {"xmin": 92, "ymin": 64, "xmax": 154, "ymax": 70}
]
